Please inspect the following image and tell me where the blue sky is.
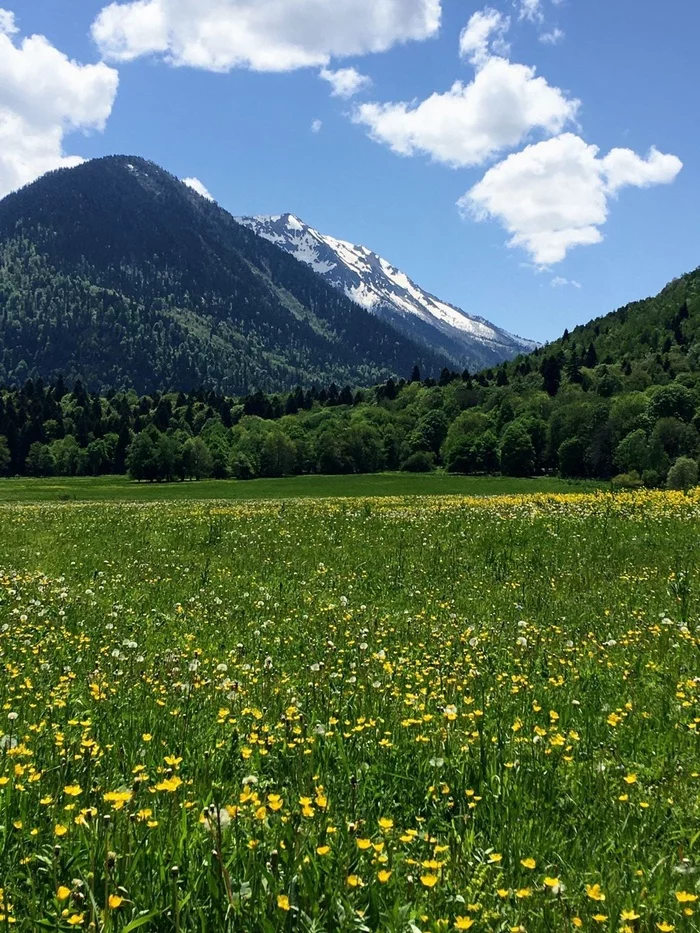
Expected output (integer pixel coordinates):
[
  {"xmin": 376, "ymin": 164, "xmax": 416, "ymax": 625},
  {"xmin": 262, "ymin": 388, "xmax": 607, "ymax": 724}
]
[{"xmin": 2, "ymin": 0, "xmax": 698, "ymax": 344}]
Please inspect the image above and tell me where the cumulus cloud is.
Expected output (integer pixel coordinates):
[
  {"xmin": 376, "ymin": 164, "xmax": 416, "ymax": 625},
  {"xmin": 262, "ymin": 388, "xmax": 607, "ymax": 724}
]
[
  {"xmin": 353, "ymin": 55, "xmax": 578, "ymax": 168},
  {"xmin": 461, "ymin": 133, "xmax": 683, "ymax": 265},
  {"xmin": 320, "ymin": 66, "xmax": 371, "ymax": 99},
  {"xmin": 459, "ymin": 7, "xmax": 510, "ymax": 66},
  {"xmin": 183, "ymin": 176, "xmax": 214, "ymax": 200},
  {"xmin": 311, "ymin": 118, "xmax": 323, "ymax": 133},
  {"xmin": 91, "ymin": 0, "xmax": 441, "ymax": 72},
  {"xmin": 0, "ymin": 10, "xmax": 119, "ymax": 199}
]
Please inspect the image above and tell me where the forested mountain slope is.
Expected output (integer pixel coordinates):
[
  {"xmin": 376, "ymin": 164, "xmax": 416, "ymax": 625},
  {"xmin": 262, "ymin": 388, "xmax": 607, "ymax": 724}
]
[{"xmin": 0, "ymin": 156, "xmax": 448, "ymax": 393}]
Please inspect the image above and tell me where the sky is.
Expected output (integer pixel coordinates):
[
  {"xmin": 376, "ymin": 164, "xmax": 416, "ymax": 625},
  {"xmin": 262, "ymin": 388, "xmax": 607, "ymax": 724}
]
[{"xmin": 1, "ymin": 0, "xmax": 698, "ymax": 344}]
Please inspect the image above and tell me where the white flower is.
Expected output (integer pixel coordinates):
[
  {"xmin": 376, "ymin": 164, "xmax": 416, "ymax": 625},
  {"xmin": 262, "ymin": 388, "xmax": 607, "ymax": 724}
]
[{"xmin": 516, "ymin": 636, "xmax": 528, "ymax": 647}]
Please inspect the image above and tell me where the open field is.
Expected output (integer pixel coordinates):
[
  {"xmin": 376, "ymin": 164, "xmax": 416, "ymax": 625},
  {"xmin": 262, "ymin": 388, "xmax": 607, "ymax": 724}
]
[
  {"xmin": 1, "ymin": 490, "xmax": 699, "ymax": 931},
  {"xmin": 0, "ymin": 474, "xmax": 603, "ymax": 503}
]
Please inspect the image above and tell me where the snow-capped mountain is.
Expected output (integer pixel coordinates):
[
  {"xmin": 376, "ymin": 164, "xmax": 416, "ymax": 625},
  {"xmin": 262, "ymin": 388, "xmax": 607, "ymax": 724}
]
[{"xmin": 236, "ymin": 213, "xmax": 538, "ymax": 370}]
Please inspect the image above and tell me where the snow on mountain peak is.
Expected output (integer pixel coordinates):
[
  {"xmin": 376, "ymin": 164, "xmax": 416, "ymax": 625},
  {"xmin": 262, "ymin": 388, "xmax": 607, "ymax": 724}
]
[{"xmin": 236, "ymin": 213, "xmax": 538, "ymax": 370}]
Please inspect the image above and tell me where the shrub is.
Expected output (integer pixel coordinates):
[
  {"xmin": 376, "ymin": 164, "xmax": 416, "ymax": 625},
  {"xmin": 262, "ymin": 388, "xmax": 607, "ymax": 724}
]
[
  {"xmin": 611, "ymin": 471, "xmax": 643, "ymax": 490},
  {"xmin": 400, "ymin": 451, "xmax": 435, "ymax": 473}
]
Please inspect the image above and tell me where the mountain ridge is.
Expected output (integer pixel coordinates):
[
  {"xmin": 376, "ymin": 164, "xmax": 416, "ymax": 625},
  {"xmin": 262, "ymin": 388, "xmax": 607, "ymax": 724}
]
[
  {"xmin": 0, "ymin": 155, "xmax": 452, "ymax": 393},
  {"xmin": 237, "ymin": 212, "xmax": 538, "ymax": 370}
]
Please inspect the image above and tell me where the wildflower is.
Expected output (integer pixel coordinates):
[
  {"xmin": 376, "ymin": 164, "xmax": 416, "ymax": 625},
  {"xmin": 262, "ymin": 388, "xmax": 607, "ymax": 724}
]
[
  {"xmin": 357, "ymin": 838, "xmax": 372, "ymax": 850},
  {"xmin": 316, "ymin": 845, "xmax": 330, "ymax": 856},
  {"xmin": 155, "ymin": 776, "xmax": 182, "ymax": 792},
  {"xmin": 378, "ymin": 818, "xmax": 394, "ymax": 831},
  {"xmin": 57, "ymin": 886, "xmax": 71, "ymax": 901},
  {"xmin": 675, "ymin": 892, "xmax": 698, "ymax": 903},
  {"xmin": 592, "ymin": 915, "xmax": 608, "ymax": 923},
  {"xmin": 267, "ymin": 794, "xmax": 283, "ymax": 812},
  {"xmin": 54, "ymin": 824, "xmax": 68, "ymax": 837},
  {"xmin": 586, "ymin": 883, "xmax": 605, "ymax": 901},
  {"xmin": 544, "ymin": 877, "xmax": 560, "ymax": 888},
  {"xmin": 656, "ymin": 924, "xmax": 674, "ymax": 932},
  {"xmin": 104, "ymin": 790, "xmax": 132, "ymax": 810},
  {"xmin": 421, "ymin": 875, "xmax": 439, "ymax": 888},
  {"xmin": 520, "ymin": 858, "xmax": 536, "ymax": 869},
  {"xmin": 377, "ymin": 870, "xmax": 392, "ymax": 883},
  {"xmin": 515, "ymin": 888, "xmax": 532, "ymax": 899},
  {"xmin": 277, "ymin": 895, "xmax": 290, "ymax": 911},
  {"xmin": 64, "ymin": 785, "xmax": 82, "ymax": 797},
  {"xmin": 455, "ymin": 919, "xmax": 475, "ymax": 930},
  {"xmin": 488, "ymin": 853, "xmax": 503, "ymax": 864},
  {"xmin": 67, "ymin": 916, "xmax": 84, "ymax": 926},
  {"xmin": 623, "ymin": 774, "xmax": 637, "ymax": 785},
  {"xmin": 347, "ymin": 875, "xmax": 363, "ymax": 888},
  {"xmin": 621, "ymin": 910, "xmax": 640, "ymax": 920},
  {"xmin": 108, "ymin": 895, "xmax": 124, "ymax": 909}
]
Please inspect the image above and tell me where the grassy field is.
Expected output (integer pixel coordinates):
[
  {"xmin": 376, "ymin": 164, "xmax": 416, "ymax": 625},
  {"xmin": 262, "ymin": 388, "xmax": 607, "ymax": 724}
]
[
  {"xmin": 0, "ymin": 473, "xmax": 604, "ymax": 503},
  {"xmin": 1, "ymin": 489, "xmax": 699, "ymax": 931}
]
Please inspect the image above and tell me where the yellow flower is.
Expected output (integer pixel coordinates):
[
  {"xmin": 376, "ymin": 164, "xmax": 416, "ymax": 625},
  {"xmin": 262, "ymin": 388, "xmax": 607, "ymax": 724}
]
[
  {"xmin": 621, "ymin": 910, "xmax": 640, "ymax": 920},
  {"xmin": 142, "ymin": 733, "xmax": 153, "ymax": 742},
  {"xmin": 515, "ymin": 888, "xmax": 532, "ymax": 899},
  {"xmin": 347, "ymin": 875, "xmax": 363, "ymax": 888},
  {"xmin": 592, "ymin": 915, "xmax": 608, "ymax": 923},
  {"xmin": 488, "ymin": 853, "xmax": 503, "ymax": 864},
  {"xmin": 277, "ymin": 895, "xmax": 291, "ymax": 911},
  {"xmin": 544, "ymin": 877, "xmax": 560, "ymax": 888},
  {"xmin": 67, "ymin": 916, "xmax": 84, "ymax": 926},
  {"xmin": 656, "ymin": 924, "xmax": 675, "ymax": 932},
  {"xmin": 572, "ymin": 920, "xmax": 583, "ymax": 929},
  {"xmin": 63, "ymin": 785, "xmax": 82, "ymax": 797},
  {"xmin": 520, "ymin": 858, "xmax": 536, "ymax": 870},
  {"xmin": 623, "ymin": 774, "xmax": 637, "ymax": 785},
  {"xmin": 420, "ymin": 875, "xmax": 439, "ymax": 888},
  {"xmin": 497, "ymin": 889, "xmax": 510, "ymax": 899},
  {"xmin": 255, "ymin": 806, "xmax": 267, "ymax": 821},
  {"xmin": 357, "ymin": 838, "xmax": 372, "ymax": 850},
  {"xmin": 108, "ymin": 895, "xmax": 124, "ymax": 909},
  {"xmin": 267, "ymin": 794, "xmax": 283, "ymax": 812},
  {"xmin": 454, "ymin": 919, "xmax": 475, "ymax": 930},
  {"xmin": 316, "ymin": 845, "xmax": 330, "ymax": 856},
  {"xmin": 155, "ymin": 776, "xmax": 182, "ymax": 793},
  {"xmin": 54, "ymin": 824, "xmax": 68, "ymax": 837},
  {"xmin": 586, "ymin": 883, "xmax": 605, "ymax": 901},
  {"xmin": 104, "ymin": 790, "xmax": 133, "ymax": 810},
  {"xmin": 378, "ymin": 818, "xmax": 394, "ymax": 831},
  {"xmin": 377, "ymin": 870, "xmax": 392, "ymax": 883},
  {"xmin": 676, "ymin": 892, "xmax": 698, "ymax": 903},
  {"xmin": 57, "ymin": 886, "xmax": 71, "ymax": 901}
]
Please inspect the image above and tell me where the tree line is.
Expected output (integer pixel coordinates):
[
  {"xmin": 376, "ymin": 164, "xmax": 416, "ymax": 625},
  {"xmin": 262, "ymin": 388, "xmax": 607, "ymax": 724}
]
[{"xmin": 1, "ymin": 340, "xmax": 699, "ymax": 490}]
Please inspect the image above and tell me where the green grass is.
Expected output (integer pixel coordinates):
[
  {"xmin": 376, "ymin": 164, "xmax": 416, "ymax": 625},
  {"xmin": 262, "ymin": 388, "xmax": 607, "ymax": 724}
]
[
  {"xmin": 0, "ymin": 489, "xmax": 698, "ymax": 932},
  {"xmin": 0, "ymin": 472, "xmax": 603, "ymax": 503}
]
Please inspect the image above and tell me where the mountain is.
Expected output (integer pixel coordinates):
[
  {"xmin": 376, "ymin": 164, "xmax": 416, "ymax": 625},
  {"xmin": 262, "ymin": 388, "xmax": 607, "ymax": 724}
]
[
  {"xmin": 237, "ymin": 213, "xmax": 538, "ymax": 370},
  {"xmin": 0, "ymin": 156, "xmax": 451, "ymax": 394}
]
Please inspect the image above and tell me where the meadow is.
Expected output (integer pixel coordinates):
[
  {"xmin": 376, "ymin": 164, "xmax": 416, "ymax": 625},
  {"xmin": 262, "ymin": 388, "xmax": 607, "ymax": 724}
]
[{"xmin": 0, "ymin": 489, "xmax": 699, "ymax": 932}]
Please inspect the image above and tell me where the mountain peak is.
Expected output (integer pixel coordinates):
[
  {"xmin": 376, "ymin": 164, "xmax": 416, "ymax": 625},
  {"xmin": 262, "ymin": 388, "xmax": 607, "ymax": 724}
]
[{"xmin": 236, "ymin": 213, "xmax": 538, "ymax": 370}]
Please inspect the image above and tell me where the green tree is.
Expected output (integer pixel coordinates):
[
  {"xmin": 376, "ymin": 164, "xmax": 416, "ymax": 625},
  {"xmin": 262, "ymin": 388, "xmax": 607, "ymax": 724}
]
[
  {"xmin": 0, "ymin": 435, "xmax": 10, "ymax": 476},
  {"xmin": 500, "ymin": 424, "xmax": 536, "ymax": 477},
  {"xmin": 614, "ymin": 429, "xmax": 650, "ymax": 475},
  {"xmin": 558, "ymin": 437, "xmax": 587, "ymax": 478},
  {"xmin": 666, "ymin": 457, "xmax": 699, "ymax": 491},
  {"xmin": 126, "ymin": 432, "xmax": 159, "ymax": 482},
  {"xmin": 183, "ymin": 437, "xmax": 214, "ymax": 480}
]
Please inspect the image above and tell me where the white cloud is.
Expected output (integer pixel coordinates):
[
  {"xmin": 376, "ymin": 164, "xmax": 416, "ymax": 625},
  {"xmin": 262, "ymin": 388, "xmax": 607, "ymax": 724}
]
[
  {"xmin": 539, "ymin": 27, "xmax": 565, "ymax": 45},
  {"xmin": 320, "ymin": 66, "xmax": 371, "ymax": 99},
  {"xmin": 311, "ymin": 118, "xmax": 323, "ymax": 133},
  {"xmin": 518, "ymin": 0, "xmax": 543, "ymax": 22},
  {"xmin": 92, "ymin": 0, "xmax": 441, "ymax": 72},
  {"xmin": 461, "ymin": 133, "xmax": 683, "ymax": 265},
  {"xmin": 183, "ymin": 176, "xmax": 214, "ymax": 200},
  {"xmin": 459, "ymin": 7, "xmax": 510, "ymax": 67},
  {"xmin": 551, "ymin": 276, "xmax": 582, "ymax": 288},
  {"xmin": 0, "ymin": 10, "xmax": 119, "ymax": 199},
  {"xmin": 353, "ymin": 56, "xmax": 578, "ymax": 168}
]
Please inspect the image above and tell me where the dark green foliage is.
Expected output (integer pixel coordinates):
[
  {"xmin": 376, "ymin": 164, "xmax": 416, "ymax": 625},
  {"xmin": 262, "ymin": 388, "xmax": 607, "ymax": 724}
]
[
  {"xmin": 0, "ymin": 157, "xmax": 447, "ymax": 395},
  {"xmin": 666, "ymin": 456, "xmax": 699, "ymax": 491}
]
